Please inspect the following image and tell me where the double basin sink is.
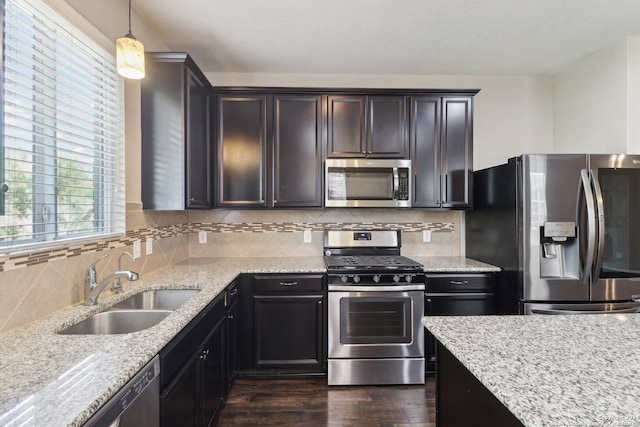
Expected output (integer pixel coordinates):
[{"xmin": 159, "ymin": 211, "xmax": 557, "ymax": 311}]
[{"xmin": 58, "ymin": 289, "xmax": 200, "ymax": 335}]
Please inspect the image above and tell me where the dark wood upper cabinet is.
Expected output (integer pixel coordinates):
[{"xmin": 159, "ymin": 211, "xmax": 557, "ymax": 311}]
[
  {"xmin": 327, "ymin": 95, "xmax": 366, "ymax": 157},
  {"xmin": 141, "ymin": 52, "xmax": 212, "ymax": 210},
  {"xmin": 368, "ymin": 96, "xmax": 407, "ymax": 157},
  {"xmin": 211, "ymin": 87, "xmax": 477, "ymax": 210},
  {"xmin": 328, "ymin": 95, "xmax": 407, "ymax": 158},
  {"xmin": 214, "ymin": 94, "xmax": 269, "ymax": 208},
  {"xmin": 441, "ymin": 97, "xmax": 473, "ymax": 208},
  {"xmin": 273, "ymin": 94, "xmax": 324, "ymax": 207},
  {"xmin": 213, "ymin": 91, "xmax": 324, "ymax": 208},
  {"xmin": 411, "ymin": 95, "xmax": 474, "ymax": 208}
]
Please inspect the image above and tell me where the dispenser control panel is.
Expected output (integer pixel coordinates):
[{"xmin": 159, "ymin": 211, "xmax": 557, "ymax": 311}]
[{"xmin": 543, "ymin": 222, "xmax": 576, "ymax": 240}]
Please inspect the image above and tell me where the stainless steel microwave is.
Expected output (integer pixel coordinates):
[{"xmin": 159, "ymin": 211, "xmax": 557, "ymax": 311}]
[{"xmin": 325, "ymin": 159, "xmax": 412, "ymax": 207}]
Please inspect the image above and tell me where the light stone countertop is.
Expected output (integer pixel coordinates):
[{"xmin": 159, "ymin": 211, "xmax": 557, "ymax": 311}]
[
  {"xmin": 423, "ymin": 314, "xmax": 640, "ymax": 427},
  {"xmin": 0, "ymin": 256, "xmax": 497, "ymax": 426},
  {"xmin": 410, "ymin": 256, "xmax": 500, "ymax": 273}
]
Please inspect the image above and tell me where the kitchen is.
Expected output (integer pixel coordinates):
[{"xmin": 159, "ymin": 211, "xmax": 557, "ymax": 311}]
[{"xmin": 1, "ymin": 0, "xmax": 640, "ymax": 426}]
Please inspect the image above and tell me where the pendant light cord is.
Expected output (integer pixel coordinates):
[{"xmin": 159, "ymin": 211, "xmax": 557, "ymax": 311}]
[{"xmin": 127, "ymin": 0, "xmax": 133, "ymax": 36}]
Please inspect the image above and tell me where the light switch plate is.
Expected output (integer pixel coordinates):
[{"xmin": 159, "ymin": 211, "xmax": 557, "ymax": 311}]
[
  {"xmin": 199, "ymin": 230, "xmax": 207, "ymax": 244},
  {"xmin": 146, "ymin": 237, "xmax": 153, "ymax": 255},
  {"xmin": 422, "ymin": 230, "xmax": 432, "ymax": 243},
  {"xmin": 303, "ymin": 229, "xmax": 312, "ymax": 243},
  {"xmin": 133, "ymin": 240, "xmax": 141, "ymax": 258}
]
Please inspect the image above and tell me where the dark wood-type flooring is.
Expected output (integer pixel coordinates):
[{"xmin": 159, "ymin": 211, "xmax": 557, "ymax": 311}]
[{"xmin": 217, "ymin": 377, "xmax": 436, "ymax": 427}]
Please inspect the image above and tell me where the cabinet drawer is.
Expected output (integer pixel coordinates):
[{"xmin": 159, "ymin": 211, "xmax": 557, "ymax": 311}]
[
  {"xmin": 253, "ymin": 274, "xmax": 324, "ymax": 293},
  {"xmin": 425, "ymin": 274, "xmax": 493, "ymax": 293}
]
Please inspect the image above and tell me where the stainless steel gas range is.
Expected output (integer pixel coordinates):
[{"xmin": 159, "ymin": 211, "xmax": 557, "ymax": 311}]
[{"xmin": 324, "ymin": 230, "xmax": 425, "ymax": 386}]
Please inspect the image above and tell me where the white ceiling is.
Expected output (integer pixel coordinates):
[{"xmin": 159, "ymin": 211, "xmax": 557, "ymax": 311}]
[{"xmin": 132, "ymin": 0, "xmax": 640, "ymax": 76}]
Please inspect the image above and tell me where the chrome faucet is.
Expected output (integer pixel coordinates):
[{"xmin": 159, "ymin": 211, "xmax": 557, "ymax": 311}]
[
  {"xmin": 113, "ymin": 251, "xmax": 136, "ymax": 293},
  {"xmin": 84, "ymin": 253, "xmax": 139, "ymax": 305}
]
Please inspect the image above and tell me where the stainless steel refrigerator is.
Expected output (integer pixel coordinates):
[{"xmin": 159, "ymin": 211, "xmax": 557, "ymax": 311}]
[{"xmin": 467, "ymin": 154, "xmax": 640, "ymax": 314}]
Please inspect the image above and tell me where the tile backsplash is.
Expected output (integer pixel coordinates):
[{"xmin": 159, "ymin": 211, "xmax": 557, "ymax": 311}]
[{"xmin": 0, "ymin": 208, "xmax": 462, "ymax": 333}]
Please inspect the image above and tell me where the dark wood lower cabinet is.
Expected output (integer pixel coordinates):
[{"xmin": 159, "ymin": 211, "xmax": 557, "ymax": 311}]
[
  {"xmin": 159, "ymin": 293, "xmax": 226, "ymax": 427},
  {"xmin": 254, "ymin": 294, "xmax": 324, "ymax": 369},
  {"xmin": 436, "ymin": 342, "xmax": 523, "ymax": 427},
  {"xmin": 238, "ymin": 274, "xmax": 326, "ymax": 375}
]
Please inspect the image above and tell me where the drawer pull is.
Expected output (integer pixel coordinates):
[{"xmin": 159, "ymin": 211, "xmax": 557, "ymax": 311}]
[
  {"xmin": 229, "ymin": 288, "xmax": 238, "ymax": 296},
  {"xmin": 279, "ymin": 281, "xmax": 298, "ymax": 286},
  {"xmin": 450, "ymin": 280, "xmax": 469, "ymax": 285}
]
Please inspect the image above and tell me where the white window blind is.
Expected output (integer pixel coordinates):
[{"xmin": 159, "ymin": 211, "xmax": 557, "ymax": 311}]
[{"xmin": 0, "ymin": 0, "xmax": 125, "ymax": 251}]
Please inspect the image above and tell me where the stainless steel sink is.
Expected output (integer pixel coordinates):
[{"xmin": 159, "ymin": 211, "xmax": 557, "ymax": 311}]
[
  {"xmin": 111, "ymin": 289, "xmax": 200, "ymax": 311},
  {"xmin": 58, "ymin": 309, "xmax": 172, "ymax": 335}
]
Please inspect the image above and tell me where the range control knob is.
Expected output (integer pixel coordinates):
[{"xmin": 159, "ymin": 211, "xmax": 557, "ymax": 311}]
[
  {"xmin": 405, "ymin": 275, "xmax": 413, "ymax": 283},
  {"xmin": 393, "ymin": 275, "xmax": 401, "ymax": 283},
  {"xmin": 340, "ymin": 275, "xmax": 349, "ymax": 283},
  {"xmin": 353, "ymin": 275, "xmax": 361, "ymax": 284},
  {"xmin": 373, "ymin": 274, "xmax": 381, "ymax": 283}
]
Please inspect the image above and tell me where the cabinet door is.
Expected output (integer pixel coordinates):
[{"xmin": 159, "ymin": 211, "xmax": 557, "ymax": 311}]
[
  {"xmin": 368, "ymin": 96, "xmax": 407, "ymax": 158},
  {"xmin": 141, "ymin": 60, "xmax": 185, "ymax": 210},
  {"xmin": 273, "ymin": 94, "xmax": 324, "ymax": 207},
  {"xmin": 186, "ymin": 68, "xmax": 211, "ymax": 208},
  {"xmin": 253, "ymin": 294, "xmax": 324, "ymax": 370},
  {"xmin": 441, "ymin": 97, "xmax": 473, "ymax": 208},
  {"xmin": 160, "ymin": 355, "xmax": 198, "ymax": 426},
  {"xmin": 225, "ymin": 300, "xmax": 238, "ymax": 393},
  {"xmin": 201, "ymin": 316, "xmax": 226, "ymax": 427},
  {"xmin": 327, "ymin": 95, "xmax": 366, "ymax": 157},
  {"xmin": 411, "ymin": 96, "xmax": 441, "ymax": 208},
  {"xmin": 216, "ymin": 95, "xmax": 268, "ymax": 207}
]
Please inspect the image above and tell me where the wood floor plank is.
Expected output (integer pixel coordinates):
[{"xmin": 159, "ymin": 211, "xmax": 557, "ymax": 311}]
[{"xmin": 217, "ymin": 377, "xmax": 436, "ymax": 427}]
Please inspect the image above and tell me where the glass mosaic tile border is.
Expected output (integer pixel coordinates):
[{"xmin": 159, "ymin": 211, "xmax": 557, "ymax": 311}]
[{"xmin": 0, "ymin": 222, "xmax": 453, "ymax": 272}]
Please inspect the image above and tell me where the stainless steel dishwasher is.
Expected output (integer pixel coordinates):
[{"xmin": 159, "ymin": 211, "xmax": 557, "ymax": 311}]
[{"xmin": 84, "ymin": 355, "xmax": 160, "ymax": 427}]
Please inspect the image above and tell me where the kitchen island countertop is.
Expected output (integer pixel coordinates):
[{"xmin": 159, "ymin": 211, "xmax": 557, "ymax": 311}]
[{"xmin": 423, "ymin": 314, "xmax": 640, "ymax": 427}]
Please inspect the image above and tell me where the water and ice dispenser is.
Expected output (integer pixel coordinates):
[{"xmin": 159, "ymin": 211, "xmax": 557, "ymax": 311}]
[{"xmin": 539, "ymin": 222, "xmax": 579, "ymax": 279}]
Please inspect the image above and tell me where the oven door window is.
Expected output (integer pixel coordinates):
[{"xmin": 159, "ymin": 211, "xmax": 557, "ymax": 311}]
[{"xmin": 340, "ymin": 296, "xmax": 412, "ymax": 344}]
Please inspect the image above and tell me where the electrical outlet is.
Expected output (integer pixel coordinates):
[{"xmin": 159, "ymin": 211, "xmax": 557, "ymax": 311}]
[
  {"xmin": 199, "ymin": 230, "xmax": 207, "ymax": 244},
  {"xmin": 133, "ymin": 240, "xmax": 141, "ymax": 258},
  {"xmin": 303, "ymin": 229, "xmax": 312, "ymax": 243},
  {"xmin": 422, "ymin": 230, "xmax": 432, "ymax": 243},
  {"xmin": 146, "ymin": 237, "xmax": 153, "ymax": 255}
]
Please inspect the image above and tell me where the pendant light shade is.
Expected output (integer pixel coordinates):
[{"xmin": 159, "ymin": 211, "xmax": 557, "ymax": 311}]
[{"xmin": 117, "ymin": 0, "xmax": 145, "ymax": 79}]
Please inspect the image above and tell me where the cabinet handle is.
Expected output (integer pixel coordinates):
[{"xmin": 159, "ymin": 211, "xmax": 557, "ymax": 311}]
[
  {"xmin": 200, "ymin": 349, "xmax": 210, "ymax": 360},
  {"xmin": 229, "ymin": 288, "xmax": 238, "ymax": 296},
  {"xmin": 279, "ymin": 281, "xmax": 298, "ymax": 286},
  {"xmin": 450, "ymin": 280, "xmax": 469, "ymax": 285},
  {"xmin": 228, "ymin": 314, "xmax": 234, "ymax": 320}
]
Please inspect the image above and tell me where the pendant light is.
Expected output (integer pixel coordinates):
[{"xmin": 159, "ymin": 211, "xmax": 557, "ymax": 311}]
[{"xmin": 116, "ymin": 0, "xmax": 145, "ymax": 79}]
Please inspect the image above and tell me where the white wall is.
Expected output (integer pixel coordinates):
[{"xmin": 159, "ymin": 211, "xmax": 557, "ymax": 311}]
[
  {"xmin": 554, "ymin": 39, "xmax": 630, "ymax": 154},
  {"xmin": 207, "ymin": 72, "xmax": 555, "ymax": 171},
  {"xmin": 627, "ymin": 37, "xmax": 640, "ymax": 154}
]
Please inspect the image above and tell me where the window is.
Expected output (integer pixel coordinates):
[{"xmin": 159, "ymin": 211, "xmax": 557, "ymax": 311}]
[{"xmin": 0, "ymin": 0, "xmax": 125, "ymax": 251}]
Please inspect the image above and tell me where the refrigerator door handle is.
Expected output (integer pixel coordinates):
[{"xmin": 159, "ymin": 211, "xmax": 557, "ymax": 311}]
[
  {"xmin": 530, "ymin": 306, "xmax": 640, "ymax": 315},
  {"xmin": 579, "ymin": 169, "xmax": 597, "ymax": 284},
  {"xmin": 590, "ymin": 169, "xmax": 606, "ymax": 284}
]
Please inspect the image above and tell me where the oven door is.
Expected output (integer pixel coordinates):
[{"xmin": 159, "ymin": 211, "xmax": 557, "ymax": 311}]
[{"xmin": 328, "ymin": 288, "xmax": 424, "ymax": 359}]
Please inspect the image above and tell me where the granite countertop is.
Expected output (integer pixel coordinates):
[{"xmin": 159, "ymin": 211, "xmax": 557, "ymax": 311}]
[
  {"xmin": 423, "ymin": 314, "xmax": 640, "ymax": 427},
  {"xmin": 410, "ymin": 256, "xmax": 500, "ymax": 273},
  {"xmin": 0, "ymin": 257, "xmax": 325, "ymax": 427},
  {"xmin": 0, "ymin": 255, "xmax": 497, "ymax": 426}
]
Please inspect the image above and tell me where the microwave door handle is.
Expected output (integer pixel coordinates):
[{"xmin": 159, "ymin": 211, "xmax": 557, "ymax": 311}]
[
  {"xmin": 393, "ymin": 167, "xmax": 399, "ymax": 198},
  {"xmin": 579, "ymin": 169, "xmax": 597, "ymax": 284},
  {"xmin": 590, "ymin": 169, "xmax": 606, "ymax": 284}
]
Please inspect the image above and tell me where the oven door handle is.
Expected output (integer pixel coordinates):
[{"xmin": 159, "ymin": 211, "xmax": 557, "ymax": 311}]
[{"xmin": 329, "ymin": 284, "xmax": 425, "ymax": 292}]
